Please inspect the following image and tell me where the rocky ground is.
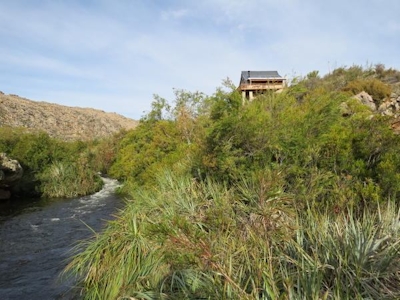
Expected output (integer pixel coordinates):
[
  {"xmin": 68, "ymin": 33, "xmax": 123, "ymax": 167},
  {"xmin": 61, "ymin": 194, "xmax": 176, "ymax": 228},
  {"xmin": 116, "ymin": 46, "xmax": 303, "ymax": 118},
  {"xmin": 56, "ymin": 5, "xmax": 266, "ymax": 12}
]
[
  {"xmin": 0, "ymin": 92, "xmax": 138, "ymax": 141},
  {"xmin": 349, "ymin": 89, "xmax": 400, "ymax": 134}
]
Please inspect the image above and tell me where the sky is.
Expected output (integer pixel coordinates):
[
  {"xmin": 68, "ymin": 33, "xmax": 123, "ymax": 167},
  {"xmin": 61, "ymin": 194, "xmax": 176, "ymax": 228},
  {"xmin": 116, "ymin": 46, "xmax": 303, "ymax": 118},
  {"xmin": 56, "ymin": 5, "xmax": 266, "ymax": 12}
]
[{"xmin": 0, "ymin": 0, "xmax": 399, "ymax": 120}]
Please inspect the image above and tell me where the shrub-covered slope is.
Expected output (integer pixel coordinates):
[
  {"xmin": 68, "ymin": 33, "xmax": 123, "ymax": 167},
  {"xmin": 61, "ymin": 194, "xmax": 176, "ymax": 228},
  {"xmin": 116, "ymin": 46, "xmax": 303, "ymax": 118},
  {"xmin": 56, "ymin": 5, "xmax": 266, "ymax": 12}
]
[
  {"xmin": 65, "ymin": 65, "xmax": 400, "ymax": 299},
  {"xmin": 0, "ymin": 127, "xmax": 122, "ymax": 199}
]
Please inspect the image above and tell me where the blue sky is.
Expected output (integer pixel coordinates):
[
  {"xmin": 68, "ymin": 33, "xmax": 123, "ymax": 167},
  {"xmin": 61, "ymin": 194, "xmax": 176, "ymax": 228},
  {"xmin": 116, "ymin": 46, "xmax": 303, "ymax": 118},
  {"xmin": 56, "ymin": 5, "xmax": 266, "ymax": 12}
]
[{"xmin": 0, "ymin": 0, "xmax": 399, "ymax": 119}]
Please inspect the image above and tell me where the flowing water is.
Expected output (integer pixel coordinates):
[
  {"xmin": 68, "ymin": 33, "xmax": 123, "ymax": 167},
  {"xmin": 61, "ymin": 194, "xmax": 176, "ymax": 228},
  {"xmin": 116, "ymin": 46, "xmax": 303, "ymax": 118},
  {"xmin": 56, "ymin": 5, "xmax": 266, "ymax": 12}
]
[{"xmin": 0, "ymin": 178, "xmax": 123, "ymax": 300}]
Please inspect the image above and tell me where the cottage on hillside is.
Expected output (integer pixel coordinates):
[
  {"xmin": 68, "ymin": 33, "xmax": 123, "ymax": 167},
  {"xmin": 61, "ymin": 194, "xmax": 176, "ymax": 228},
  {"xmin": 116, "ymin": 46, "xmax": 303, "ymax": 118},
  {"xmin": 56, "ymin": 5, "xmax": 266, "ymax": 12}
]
[{"xmin": 238, "ymin": 71, "xmax": 286, "ymax": 101}]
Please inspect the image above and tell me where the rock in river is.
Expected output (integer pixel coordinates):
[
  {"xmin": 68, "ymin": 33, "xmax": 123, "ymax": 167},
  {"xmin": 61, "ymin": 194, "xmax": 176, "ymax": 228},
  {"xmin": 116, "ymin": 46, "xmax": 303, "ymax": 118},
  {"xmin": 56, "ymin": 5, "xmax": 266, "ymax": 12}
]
[{"xmin": 0, "ymin": 153, "xmax": 23, "ymax": 200}]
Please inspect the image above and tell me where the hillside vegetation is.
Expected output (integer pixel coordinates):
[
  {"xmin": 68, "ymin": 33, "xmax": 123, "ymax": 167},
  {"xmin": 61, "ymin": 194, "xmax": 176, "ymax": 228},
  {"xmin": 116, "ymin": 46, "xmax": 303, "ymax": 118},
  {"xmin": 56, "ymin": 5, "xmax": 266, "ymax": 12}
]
[
  {"xmin": 65, "ymin": 65, "xmax": 400, "ymax": 299},
  {"xmin": 0, "ymin": 93, "xmax": 137, "ymax": 141},
  {"xmin": 0, "ymin": 92, "xmax": 137, "ymax": 199},
  {"xmin": 0, "ymin": 127, "xmax": 123, "ymax": 199}
]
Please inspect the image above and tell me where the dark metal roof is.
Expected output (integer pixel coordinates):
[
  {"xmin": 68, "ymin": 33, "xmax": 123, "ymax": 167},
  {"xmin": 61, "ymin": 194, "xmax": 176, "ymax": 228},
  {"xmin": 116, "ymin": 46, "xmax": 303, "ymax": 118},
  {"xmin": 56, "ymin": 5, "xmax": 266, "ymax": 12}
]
[{"xmin": 240, "ymin": 71, "xmax": 283, "ymax": 84}]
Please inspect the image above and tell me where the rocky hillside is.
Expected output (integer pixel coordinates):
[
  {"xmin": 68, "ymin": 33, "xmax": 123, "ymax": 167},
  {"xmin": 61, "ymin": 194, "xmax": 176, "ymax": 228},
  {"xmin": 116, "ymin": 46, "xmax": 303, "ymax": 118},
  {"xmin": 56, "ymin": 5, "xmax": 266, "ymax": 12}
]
[{"xmin": 0, "ymin": 92, "xmax": 138, "ymax": 140}]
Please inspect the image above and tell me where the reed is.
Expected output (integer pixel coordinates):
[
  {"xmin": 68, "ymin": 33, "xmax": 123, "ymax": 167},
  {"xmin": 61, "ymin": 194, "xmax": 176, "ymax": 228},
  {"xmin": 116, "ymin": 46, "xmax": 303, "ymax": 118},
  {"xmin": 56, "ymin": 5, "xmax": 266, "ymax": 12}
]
[
  {"xmin": 64, "ymin": 171, "xmax": 400, "ymax": 299},
  {"xmin": 39, "ymin": 161, "xmax": 102, "ymax": 198}
]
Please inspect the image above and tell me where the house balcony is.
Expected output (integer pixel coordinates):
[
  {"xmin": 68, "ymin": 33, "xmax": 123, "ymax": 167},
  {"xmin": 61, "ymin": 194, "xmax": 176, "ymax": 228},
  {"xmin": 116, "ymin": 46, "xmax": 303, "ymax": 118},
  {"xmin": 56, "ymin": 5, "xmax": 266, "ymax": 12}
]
[{"xmin": 239, "ymin": 82, "xmax": 285, "ymax": 91}]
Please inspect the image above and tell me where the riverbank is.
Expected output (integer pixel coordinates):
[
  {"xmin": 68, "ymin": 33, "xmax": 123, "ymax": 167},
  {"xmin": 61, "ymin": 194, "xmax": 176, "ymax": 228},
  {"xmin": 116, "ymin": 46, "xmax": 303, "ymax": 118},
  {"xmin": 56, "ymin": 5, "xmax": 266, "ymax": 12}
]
[{"xmin": 66, "ymin": 173, "xmax": 400, "ymax": 299}]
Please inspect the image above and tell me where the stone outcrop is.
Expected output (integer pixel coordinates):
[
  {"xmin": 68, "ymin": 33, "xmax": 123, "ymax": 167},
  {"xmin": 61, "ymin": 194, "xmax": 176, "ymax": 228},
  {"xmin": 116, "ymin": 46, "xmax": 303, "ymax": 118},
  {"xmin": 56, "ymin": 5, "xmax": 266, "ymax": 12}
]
[
  {"xmin": 347, "ymin": 90, "xmax": 400, "ymax": 134},
  {"xmin": 0, "ymin": 93, "xmax": 138, "ymax": 141},
  {"xmin": 352, "ymin": 91, "xmax": 376, "ymax": 111},
  {"xmin": 350, "ymin": 91, "xmax": 400, "ymax": 117},
  {"xmin": 378, "ymin": 92, "xmax": 400, "ymax": 117},
  {"xmin": 0, "ymin": 153, "xmax": 23, "ymax": 200}
]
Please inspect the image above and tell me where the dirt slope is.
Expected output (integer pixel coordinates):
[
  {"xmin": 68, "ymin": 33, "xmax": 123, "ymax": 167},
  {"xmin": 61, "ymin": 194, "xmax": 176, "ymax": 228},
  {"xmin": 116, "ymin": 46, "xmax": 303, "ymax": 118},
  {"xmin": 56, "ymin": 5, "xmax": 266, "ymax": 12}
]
[{"xmin": 0, "ymin": 92, "xmax": 138, "ymax": 140}]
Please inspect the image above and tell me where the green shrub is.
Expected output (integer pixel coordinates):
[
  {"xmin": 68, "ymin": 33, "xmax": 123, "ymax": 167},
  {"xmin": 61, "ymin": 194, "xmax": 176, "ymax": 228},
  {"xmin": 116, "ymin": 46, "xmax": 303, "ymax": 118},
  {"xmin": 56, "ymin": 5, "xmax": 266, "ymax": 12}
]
[
  {"xmin": 0, "ymin": 128, "xmax": 108, "ymax": 199},
  {"xmin": 343, "ymin": 78, "xmax": 392, "ymax": 105}
]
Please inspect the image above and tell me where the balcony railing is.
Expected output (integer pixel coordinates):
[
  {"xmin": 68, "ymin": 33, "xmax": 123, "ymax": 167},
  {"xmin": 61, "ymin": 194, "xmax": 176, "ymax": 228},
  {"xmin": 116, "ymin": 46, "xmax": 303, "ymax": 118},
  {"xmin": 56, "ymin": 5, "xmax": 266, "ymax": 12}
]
[{"xmin": 239, "ymin": 83, "xmax": 285, "ymax": 91}]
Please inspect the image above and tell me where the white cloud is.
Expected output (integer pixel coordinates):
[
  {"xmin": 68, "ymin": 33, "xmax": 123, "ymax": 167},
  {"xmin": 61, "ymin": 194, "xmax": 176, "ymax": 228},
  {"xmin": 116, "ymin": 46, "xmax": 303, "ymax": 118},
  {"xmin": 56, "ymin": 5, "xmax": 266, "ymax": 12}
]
[
  {"xmin": 0, "ymin": 0, "xmax": 399, "ymax": 119},
  {"xmin": 161, "ymin": 8, "xmax": 189, "ymax": 21},
  {"xmin": 0, "ymin": 50, "xmax": 103, "ymax": 80}
]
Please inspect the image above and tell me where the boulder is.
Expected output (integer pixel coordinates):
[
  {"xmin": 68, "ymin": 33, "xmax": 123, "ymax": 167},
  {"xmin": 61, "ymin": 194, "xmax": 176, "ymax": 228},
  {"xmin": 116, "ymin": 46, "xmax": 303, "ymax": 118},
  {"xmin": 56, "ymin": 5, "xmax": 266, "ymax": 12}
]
[
  {"xmin": 378, "ymin": 101, "xmax": 390, "ymax": 112},
  {"xmin": 0, "ymin": 153, "xmax": 23, "ymax": 200},
  {"xmin": 339, "ymin": 102, "xmax": 352, "ymax": 117},
  {"xmin": 378, "ymin": 97, "xmax": 400, "ymax": 117},
  {"xmin": 352, "ymin": 91, "xmax": 376, "ymax": 111}
]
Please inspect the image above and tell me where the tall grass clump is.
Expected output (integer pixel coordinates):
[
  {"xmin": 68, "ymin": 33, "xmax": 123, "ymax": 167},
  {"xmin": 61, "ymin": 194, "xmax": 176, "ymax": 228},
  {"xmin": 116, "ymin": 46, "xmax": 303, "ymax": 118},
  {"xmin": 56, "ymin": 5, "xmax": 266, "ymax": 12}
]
[
  {"xmin": 64, "ymin": 170, "xmax": 400, "ymax": 299},
  {"xmin": 280, "ymin": 203, "xmax": 400, "ymax": 299},
  {"xmin": 64, "ymin": 170, "xmax": 296, "ymax": 299},
  {"xmin": 39, "ymin": 160, "xmax": 102, "ymax": 198},
  {"xmin": 64, "ymin": 213, "xmax": 166, "ymax": 299}
]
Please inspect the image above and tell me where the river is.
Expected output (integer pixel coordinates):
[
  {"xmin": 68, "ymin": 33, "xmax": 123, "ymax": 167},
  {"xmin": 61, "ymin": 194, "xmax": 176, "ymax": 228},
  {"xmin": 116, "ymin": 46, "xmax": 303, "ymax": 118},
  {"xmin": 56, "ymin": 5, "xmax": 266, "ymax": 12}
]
[{"xmin": 0, "ymin": 177, "xmax": 123, "ymax": 300}]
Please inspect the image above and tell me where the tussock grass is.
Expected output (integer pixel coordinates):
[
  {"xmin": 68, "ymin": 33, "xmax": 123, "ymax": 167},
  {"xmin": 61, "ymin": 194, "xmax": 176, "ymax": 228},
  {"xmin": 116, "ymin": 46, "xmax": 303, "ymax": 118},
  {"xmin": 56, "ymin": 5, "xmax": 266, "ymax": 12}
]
[
  {"xmin": 39, "ymin": 161, "xmax": 102, "ymax": 198},
  {"xmin": 64, "ymin": 171, "xmax": 400, "ymax": 299},
  {"xmin": 281, "ymin": 204, "xmax": 400, "ymax": 299}
]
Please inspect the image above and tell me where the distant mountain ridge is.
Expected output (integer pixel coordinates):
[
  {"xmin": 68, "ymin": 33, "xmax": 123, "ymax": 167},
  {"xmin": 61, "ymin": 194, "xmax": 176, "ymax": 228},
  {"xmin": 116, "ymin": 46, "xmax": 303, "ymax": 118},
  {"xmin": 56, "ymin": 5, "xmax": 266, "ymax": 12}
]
[{"xmin": 0, "ymin": 92, "xmax": 138, "ymax": 140}]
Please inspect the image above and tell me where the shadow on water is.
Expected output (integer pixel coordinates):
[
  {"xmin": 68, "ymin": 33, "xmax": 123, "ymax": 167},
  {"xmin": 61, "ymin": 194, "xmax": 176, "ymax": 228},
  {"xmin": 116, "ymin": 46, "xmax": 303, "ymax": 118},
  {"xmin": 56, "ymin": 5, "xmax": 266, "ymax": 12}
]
[{"xmin": 0, "ymin": 178, "xmax": 123, "ymax": 300}]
